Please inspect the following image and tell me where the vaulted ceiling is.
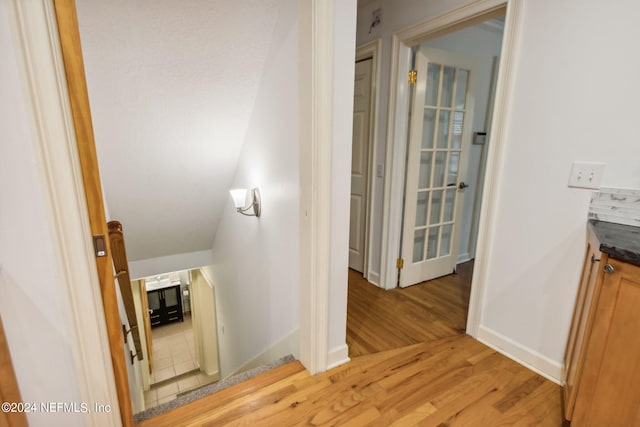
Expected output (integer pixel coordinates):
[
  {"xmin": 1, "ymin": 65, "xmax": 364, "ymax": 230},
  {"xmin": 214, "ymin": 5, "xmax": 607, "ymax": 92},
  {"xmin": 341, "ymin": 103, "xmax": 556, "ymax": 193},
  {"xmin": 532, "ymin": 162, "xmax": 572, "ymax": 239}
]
[{"xmin": 76, "ymin": 0, "xmax": 283, "ymax": 261}]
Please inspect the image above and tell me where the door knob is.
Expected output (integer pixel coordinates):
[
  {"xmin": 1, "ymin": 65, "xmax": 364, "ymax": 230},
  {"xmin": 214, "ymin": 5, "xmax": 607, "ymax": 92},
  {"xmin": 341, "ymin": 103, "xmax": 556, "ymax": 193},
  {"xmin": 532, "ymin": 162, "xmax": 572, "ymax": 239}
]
[
  {"xmin": 459, "ymin": 182, "xmax": 469, "ymax": 190},
  {"xmin": 604, "ymin": 264, "xmax": 615, "ymax": 274}
]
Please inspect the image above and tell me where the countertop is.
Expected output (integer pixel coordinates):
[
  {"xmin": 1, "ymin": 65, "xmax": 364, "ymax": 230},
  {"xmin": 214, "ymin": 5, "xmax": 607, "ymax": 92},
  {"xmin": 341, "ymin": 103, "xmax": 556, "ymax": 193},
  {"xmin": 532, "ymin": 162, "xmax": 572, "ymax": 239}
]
[{"xmin": 589, "ymin": 219, "xmax": 640, "ymax": 267}]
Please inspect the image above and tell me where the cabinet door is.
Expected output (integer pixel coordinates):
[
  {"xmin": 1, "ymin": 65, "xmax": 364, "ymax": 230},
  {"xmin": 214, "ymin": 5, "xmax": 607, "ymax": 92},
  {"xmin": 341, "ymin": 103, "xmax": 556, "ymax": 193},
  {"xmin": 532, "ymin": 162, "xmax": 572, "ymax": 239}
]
[
  {"xmin": 163, "ymin": 286, "xmax": 182, "ymax": 323},
  {"xmin": 563, "ymin": 232, "xmax": 603, "ymax": 419},
  {"xmin": 147, "ymin": 290, "xmax": 163, "ymax": 327},
  {"xmin": 572, "ymin": 259, "xmax": 640, "ymax": 426}
]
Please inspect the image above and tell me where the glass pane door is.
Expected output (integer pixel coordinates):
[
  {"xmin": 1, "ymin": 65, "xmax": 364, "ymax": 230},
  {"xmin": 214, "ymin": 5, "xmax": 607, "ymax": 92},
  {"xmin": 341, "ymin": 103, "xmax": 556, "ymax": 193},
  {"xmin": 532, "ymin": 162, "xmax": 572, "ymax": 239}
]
[
  {"xmin": 400, "ymin": 46, "xmax": 478, "ymax": 288},
  {"xmin": 412, "ymin": 62, "xmax": 470, "ymax": 264}
]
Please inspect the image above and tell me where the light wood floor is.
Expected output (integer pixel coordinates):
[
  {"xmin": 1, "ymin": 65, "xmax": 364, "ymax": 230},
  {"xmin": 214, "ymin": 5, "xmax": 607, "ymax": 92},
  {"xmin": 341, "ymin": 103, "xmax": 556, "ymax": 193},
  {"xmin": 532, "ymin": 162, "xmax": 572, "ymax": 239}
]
[
  {"xmin": 141, "ymin": 263, "xmax": 565, "ymax": 426},
  {"xmin": 347, "ymin": 262, "xmax": 473, "ymax": 357}
]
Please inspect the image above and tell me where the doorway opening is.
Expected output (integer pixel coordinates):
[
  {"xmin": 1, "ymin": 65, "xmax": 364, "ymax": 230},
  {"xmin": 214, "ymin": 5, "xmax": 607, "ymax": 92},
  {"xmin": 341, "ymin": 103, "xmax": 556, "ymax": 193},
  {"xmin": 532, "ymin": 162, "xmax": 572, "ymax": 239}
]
[
  {"xmin": 131, "ymin": 268, "xmax": 220, "ymax": 413},
  {"xmin": 348, "ymin": 9, "xmax": 507, "ymax": 356}
]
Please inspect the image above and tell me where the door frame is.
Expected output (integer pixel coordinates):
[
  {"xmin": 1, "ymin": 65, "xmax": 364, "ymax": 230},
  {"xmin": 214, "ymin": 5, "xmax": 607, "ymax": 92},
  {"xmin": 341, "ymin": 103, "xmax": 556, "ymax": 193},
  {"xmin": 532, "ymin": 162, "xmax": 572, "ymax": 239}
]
[
  {"xmin": 354, "ymin": 39, "xmax": 381, "ymax": 284},
  {"xmin": 379, "ymin": 0, "xmax": 523, "ymax": 336}
]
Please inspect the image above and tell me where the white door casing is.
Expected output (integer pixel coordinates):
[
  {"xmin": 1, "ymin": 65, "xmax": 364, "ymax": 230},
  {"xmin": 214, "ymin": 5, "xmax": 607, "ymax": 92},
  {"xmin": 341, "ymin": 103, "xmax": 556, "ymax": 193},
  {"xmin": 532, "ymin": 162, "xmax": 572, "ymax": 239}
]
[
  {"xmin": 349, "ymin": 58, "xmax": 373, "ymax": 273},
  {"xmin": 400, "ymin": 47, "xmax": 478, "ymax": 287}
]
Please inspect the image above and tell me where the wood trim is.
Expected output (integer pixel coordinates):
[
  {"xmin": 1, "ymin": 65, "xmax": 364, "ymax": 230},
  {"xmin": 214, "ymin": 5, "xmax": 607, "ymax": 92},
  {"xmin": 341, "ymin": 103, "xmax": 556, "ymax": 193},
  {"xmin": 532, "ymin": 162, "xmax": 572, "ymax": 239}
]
[
  {"xmin": 51, "ymin": 1, "xmax": 134, "ymax": 425},
  {"xmin": 0, "ymin": 318, "xmax": 27, "ymax": 427},
  {"xmin": 108, "ymin": 221, "xmax": 144, "ymax": 361}
]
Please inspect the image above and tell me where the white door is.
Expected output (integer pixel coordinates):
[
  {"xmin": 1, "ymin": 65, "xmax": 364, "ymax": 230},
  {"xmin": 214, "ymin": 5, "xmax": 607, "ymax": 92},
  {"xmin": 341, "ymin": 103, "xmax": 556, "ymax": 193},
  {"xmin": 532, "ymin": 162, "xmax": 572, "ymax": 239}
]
[
  {"xmin": 400, "ymin": 47, "xmax": 478, "ymax": 287},
  {"xmin": 349, "ymin": 58, "xmax": 373, "ymax": 273}
]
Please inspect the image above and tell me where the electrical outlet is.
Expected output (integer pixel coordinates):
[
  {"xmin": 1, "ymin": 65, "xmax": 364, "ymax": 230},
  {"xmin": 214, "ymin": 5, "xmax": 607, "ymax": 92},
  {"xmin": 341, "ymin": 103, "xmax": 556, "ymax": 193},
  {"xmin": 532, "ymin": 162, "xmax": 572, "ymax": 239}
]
[
  {"xmin": 377, "ymin": 163, "xmax": 384, "ymax": 178},
  {"xmin": 568, "ymin": 161, "xmax": 605, "ymax": 189}
]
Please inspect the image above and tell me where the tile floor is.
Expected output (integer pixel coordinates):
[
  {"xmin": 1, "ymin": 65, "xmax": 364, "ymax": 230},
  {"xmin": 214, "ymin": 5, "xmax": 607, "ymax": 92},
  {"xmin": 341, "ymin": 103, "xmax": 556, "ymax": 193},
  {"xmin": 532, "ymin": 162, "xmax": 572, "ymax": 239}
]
[{"xmin": 143, "ymin": 314, "xmax": 219, "ymax": 409}]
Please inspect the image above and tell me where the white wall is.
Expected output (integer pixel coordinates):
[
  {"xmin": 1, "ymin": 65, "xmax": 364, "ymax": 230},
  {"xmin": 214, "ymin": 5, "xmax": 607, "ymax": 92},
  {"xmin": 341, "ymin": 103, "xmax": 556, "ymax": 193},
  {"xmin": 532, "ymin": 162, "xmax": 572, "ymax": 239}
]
[
  {"xmin": 0, "ymin": 1, "xmax": 88, "ymax": 425},
  {"xmin": 421, "ymin": 24, "xmax": 504, "ymax": 261},
  {"xmin": 478, "ymin": 0, "xmax": 640, "ymax": 378},
  {"xmin": 203, "ymin": 0, "xmax": 301, "ymax": 379},
  {"xmin": 128, "ymin": 249, "xmax": 213, "ymax": 280},
  {"xmin": 355, "ymin": 0, "xmax": 483, "ymax": 279}
]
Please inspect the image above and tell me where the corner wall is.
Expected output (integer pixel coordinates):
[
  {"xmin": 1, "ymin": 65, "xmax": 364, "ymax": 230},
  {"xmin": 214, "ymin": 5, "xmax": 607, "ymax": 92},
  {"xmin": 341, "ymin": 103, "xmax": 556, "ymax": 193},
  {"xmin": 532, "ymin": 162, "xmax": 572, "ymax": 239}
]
[{"xmin": 203, "ymin": 0, "xmax": 301, "ymax": 379}]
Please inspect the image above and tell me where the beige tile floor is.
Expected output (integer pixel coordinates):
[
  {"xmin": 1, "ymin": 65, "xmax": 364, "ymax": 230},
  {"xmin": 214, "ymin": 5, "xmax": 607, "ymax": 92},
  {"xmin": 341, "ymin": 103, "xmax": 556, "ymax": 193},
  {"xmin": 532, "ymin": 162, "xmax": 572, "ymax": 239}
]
[{"xmin": 143, "ymin": 314, "xmax": 218, "ymax": 409}]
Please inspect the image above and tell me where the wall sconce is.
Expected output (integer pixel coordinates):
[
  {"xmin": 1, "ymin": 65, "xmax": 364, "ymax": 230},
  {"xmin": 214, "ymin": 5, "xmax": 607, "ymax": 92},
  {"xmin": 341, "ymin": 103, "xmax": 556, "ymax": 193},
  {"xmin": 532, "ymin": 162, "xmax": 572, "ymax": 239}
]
[{"xmin": 229, "ymin": 188, "xmax": 261, "ymax": 217}]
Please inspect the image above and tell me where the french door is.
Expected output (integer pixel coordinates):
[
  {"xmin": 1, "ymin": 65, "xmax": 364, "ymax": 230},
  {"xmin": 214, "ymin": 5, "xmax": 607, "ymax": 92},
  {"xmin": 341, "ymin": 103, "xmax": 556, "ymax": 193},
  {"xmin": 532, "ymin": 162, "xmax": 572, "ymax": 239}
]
[{"xmin": 400, "ymin": 47, "xmax": 478, "ymax": 287}]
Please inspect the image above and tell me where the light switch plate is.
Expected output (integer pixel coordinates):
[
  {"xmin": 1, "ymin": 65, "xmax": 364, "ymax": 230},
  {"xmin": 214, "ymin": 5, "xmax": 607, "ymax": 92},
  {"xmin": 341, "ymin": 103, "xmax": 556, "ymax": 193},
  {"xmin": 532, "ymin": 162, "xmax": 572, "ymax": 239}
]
[{"xmin": 568, "ymin": 161, "xmax": 605, "ymax": 189}]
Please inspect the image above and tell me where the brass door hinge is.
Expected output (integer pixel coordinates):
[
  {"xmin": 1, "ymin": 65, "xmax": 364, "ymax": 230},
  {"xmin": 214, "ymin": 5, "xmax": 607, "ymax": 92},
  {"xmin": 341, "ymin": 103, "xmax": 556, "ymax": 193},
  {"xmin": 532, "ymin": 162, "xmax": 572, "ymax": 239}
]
[
  {"xmin": 408, "ymin": 70, "xmax": 417, "ymax": 84},
  {"xmin": 396, "ymin": 258, "xmax": 404, "ymax": 269}
]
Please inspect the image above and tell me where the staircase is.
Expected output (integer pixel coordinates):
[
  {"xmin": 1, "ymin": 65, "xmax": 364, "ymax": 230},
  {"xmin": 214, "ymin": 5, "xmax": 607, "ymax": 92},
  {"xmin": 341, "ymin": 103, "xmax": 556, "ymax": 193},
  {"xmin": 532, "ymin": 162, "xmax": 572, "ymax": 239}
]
[{"xmin": 135, "ymin": 355, "xmax": 296, "ymax": 424}]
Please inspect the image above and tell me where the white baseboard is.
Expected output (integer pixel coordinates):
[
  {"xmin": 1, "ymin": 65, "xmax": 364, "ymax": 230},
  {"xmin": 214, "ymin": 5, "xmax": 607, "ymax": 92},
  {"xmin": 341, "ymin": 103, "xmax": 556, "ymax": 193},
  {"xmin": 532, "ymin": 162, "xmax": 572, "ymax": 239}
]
[
  {"xmin": 476, "ymin": 325, "xmax": 562, "ymax": 385},
  {"xmin": 367, "ymin": 271, "xmax": 381, "ymax": 287},
  {"xmin": 327, "ymin": 343, "xmax": 350, "ymax": 370},
  {"xmin": 227, "ymin": 329, "xmax": 300, "ymax": 379}
]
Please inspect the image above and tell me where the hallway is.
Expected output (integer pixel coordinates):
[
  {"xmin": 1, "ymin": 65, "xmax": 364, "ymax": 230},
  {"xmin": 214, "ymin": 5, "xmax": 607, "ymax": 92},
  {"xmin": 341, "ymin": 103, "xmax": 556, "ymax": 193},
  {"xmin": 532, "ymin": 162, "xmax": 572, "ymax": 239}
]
[
  {"xmin": 137, "ymin": 261, "xmax": 563, "ymax": 426},
  {"xmin": 347, "ymin": 261, "xmax": 473, "ymax": 357}
]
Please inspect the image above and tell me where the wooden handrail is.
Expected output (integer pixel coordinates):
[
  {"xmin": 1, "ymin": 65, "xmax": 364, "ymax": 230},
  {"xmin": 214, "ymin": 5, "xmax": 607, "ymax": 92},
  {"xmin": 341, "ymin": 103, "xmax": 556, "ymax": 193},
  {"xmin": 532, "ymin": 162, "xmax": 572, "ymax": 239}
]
[{"xmin": 108, "ymin": 221, "xmax": 143, "ymax": 362}]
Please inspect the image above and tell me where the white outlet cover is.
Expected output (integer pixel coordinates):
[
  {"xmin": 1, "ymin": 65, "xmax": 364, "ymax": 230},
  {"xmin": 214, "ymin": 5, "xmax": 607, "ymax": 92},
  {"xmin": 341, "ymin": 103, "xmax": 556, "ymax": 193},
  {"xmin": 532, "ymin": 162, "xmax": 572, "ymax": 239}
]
[{"xmin": 568, "ymin": 161, "xmax": 605, "ymax": 189}]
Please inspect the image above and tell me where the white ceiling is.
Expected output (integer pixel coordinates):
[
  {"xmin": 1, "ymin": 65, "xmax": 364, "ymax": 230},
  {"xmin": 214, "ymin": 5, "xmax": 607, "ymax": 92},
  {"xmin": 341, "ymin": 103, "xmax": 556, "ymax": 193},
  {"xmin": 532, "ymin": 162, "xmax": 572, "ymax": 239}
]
[{"xmin": 76, "ymin": 0, "xmax": 282, "ymax": 261}]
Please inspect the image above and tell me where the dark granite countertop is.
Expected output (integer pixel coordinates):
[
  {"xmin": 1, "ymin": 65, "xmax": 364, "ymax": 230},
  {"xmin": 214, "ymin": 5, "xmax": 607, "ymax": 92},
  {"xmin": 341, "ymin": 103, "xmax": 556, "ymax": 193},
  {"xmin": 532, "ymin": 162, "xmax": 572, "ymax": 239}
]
[{"xmin": 589, "ymin": 220, "xmax": 640, "ymax": 267}]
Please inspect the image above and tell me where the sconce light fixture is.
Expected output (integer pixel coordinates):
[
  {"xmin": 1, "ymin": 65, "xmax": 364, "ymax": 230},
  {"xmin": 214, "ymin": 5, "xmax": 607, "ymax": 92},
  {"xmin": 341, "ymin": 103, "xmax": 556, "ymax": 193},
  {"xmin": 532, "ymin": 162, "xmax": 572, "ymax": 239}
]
[{"xmin": 229, "ymin": 188, "xmax": 261, "ymax": 217}]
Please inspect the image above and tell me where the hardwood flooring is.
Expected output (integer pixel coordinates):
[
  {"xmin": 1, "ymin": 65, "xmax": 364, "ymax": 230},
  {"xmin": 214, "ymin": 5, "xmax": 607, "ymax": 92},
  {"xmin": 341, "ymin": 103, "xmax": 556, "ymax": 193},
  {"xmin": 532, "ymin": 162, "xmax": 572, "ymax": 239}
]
[
  {"xmin": 141, "ymin": 263, "xmax": 564, "ymax": 426},
  {"xmin": 347, "ymin": 262, "xmax": 473, "ymax": 357}
]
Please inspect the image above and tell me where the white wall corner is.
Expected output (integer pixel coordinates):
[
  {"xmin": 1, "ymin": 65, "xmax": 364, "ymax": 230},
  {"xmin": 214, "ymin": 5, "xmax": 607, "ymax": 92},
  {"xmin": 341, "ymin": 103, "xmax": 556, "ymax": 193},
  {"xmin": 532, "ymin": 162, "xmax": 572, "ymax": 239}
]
[
  {"xmin": 476, "ymin": 325, "xmax": 563, "ymax": 385},
  {"xmin": 327, "ymin": 343, "xmax": 350, "ymax": 370}
]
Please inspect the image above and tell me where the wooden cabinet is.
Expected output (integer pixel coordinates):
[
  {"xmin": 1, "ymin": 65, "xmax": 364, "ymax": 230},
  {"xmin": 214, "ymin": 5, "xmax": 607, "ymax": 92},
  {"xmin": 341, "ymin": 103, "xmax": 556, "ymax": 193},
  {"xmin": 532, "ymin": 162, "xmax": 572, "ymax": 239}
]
[
  {"xmin": 147, "ymin": 285, "xmax": 183, "ymax": 328},
  {"xmin": 563, "ymin": 225, "xmax": 640, "ymax": 426}
]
